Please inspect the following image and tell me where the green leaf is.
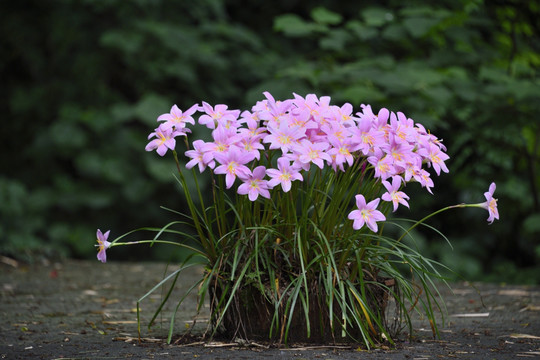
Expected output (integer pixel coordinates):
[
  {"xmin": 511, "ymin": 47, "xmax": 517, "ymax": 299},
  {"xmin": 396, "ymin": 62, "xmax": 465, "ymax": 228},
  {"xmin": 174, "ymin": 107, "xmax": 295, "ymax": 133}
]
[
  {"xmin": 319, "ymin": 29, "xmax": 351, "ymax": 52},
  {"xmin": 402, "ymin": 17, "xmax": 440, "ymax": 38},
  {"xmin": 133, "ymin": 93, "xmax": 171, "ymax": 124},
  {"xmin": 362, "ymin": 7, "xmax": 393, "ymax": 27},
  {"xmin": 523, "ymin": 213, "xmax": 540, "ymax": 234},
  {"xmin": 346, "ymin": 20, "xmax": 378, "ymax": 40},
  {"xmin": 274, "ymin": 14, "xmax": 327, "ymax": 37},
  {"xmin": 311, "ymin": 7, "xmax": 342, "ymax": 25},
  {"xmin": 338, "ymin": 85, "xmax": 385, "ymax": 104},
  {"xmin": 381, "ymin": 24, "xmax": 406, "ymax": 41}
]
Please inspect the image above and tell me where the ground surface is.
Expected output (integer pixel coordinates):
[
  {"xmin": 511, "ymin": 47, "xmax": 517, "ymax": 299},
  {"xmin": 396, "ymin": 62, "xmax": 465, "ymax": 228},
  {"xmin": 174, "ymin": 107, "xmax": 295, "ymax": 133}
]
[{"xmin": 1, "ymin": 259, "xmax": 539, "ymax": 359}]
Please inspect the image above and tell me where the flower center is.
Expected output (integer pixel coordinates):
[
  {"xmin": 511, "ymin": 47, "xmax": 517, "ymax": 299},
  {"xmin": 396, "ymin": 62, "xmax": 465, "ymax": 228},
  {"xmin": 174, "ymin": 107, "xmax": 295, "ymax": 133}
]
[
  {"xmin": 489, "ymin": 198, "xmax": 497, "ymax": 212},
  {"xmin": 279, "ymin": 172, "xmax": 291, "ymax": 181},
  {"xmin": 227, "ymin": 162, "xmax": 238, "ymax": 174},
  {"xmin": 361, "ymin": 209, "xmax": 372, "ymax": 220},
  {"xmin": 278, "ymin": 135, "xmax": 291, "ymax": 144}
]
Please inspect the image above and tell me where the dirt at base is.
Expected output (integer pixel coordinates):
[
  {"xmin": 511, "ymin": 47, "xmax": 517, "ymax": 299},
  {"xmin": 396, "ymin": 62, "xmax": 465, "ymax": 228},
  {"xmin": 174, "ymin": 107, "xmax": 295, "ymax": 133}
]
[{"xmin": 1, "ymin": 259, "xmax": 539, "ymax": 359}]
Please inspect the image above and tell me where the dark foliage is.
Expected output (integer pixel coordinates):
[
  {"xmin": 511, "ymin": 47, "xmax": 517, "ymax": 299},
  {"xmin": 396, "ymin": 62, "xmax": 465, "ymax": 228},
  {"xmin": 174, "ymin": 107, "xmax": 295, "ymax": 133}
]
[{"xmin": 1, "ymin": 0, "xmax": 538, "ymax": 282}]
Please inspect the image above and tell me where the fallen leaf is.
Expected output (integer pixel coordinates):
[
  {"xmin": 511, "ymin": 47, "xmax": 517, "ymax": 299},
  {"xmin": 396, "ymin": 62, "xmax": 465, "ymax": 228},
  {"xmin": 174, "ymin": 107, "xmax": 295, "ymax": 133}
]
[
  {"xmin": 451, "ymin": 313, "xmax": 490, "ymax": 317},
  {"xmin": 0, "ymin": 255, "xmax": 19, "ymax": 268},
  {"xmin": 519, "ymin": 305, "xmax": 540, "ymax": 312},
  {"xmin": 114, "ymin": 336, "xmax": 163, "ymax": 343},
  {"xmin": 103, "ymin": 298, "xmax": 120, "ymax": 305},
  {"xmin": 509, "ymin": 334, "xmax": 540, "ymax": 340},
  {"xmin": 498, "ymin": 289, "xmax": 530, "ymax": 297}
]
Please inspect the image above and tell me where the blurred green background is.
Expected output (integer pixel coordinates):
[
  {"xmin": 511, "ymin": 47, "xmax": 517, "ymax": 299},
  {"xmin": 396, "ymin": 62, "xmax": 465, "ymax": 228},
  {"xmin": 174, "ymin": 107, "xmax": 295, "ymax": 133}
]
[{"xmin": 1, "ymin": 0, "xmax": 539, "ymax": 283}]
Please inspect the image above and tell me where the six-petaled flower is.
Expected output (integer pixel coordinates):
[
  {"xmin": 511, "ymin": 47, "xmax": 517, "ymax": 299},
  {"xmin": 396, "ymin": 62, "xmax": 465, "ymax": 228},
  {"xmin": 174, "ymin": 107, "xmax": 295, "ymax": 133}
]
[
  {"xmin": 382, "ymin": 175, "xmax": 410, "ymax": 212},
  {"xmin": 96, "ymin": 229, "xmax": 111, "ymax": 263},
  {"xmin": 482, "ymin": 182, "xmax": 499, "ymax": 224},
  {"xmin": 348, "ymin": 195, "xmax": 386, "ymax": 232}
]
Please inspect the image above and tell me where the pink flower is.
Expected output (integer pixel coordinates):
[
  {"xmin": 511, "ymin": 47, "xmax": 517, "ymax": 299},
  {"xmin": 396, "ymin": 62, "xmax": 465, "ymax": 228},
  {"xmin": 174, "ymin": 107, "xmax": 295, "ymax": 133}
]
[
  {"xmin": 386, "ymin": 135, "xmax": 414, "ymax": 171},
  {"xmin": 96, "ymin": 229, "xmax": 111, "ymax": 263},
  {"xmin": 145, "ymin": 124, "xmax": 183, "ymax": 156},
  {"xmin": 185, "ymin": 139, "xmax": 215, "ymax": 172},
  {"xmin": 266, "ymin": 158, "xmax": 303, "ymax": 192},
  {"xmin": 238, "ymin": 113, "xmax": 265, "ymax": 139},
  {"xmin": 347, "ymin": 195, "xmax": 386, "ymax": 232},
  {"xmin": 257, "ymin": 91, "xmax": 293, "ymax": 124},
  {"xmin": 482, "ymin": 182, "xmax": 499, "ymax": 224},
  {"xmin": 321, "ymin": 120, "xmax": 347, "ymax": 144},
  {"xmin": 381, "ymin": 176, "xmax": 410, "ymax": 212},
  {"xmin": 199, "ymin": 102, "xmax": 239, "ymax": 129},
  {"xmin": 294, "ymin": 139, "xmax": 331, "ymax": 169},
  {"xmin": 331, "ymin": 102, "xmax": 356, "ymax": 126},
  {"xmin": 158, "ymin": 104, "xmax": 198, "ymax": 132},
  {"xmin": 349, "ymin": 116, "xmax": 386, "ymax": 156},
  {"xmin": 403, "ymin": 156, "xmax": 424, "ymax": 183},
  {"xmin": 293, "ymin": 93, "xmax": 331, "ymax": 120},
  {"xmin": 417, "ymin": 142, "xmax": 450, "ymax": 176},
  {"xmin": 237, "ymin": 134, "xmax": 264, "ymax": 161},
  {"xmin": 327, "ymin": 137, "xmax": 354, "ymax": 171},
  {"xmin": 368, "ymin": 151, "xmax": 396, "ymax": 180},
  {"xmin": 388, "ymin": 111, "xmax": 416, "ymax": 144},
  {"xmin": 263, "ymin": 121, "xmax": 305, "ymax": 154},
  {"xmin": 415, "ymin": 169, "xmax": 435, "ymax": 194},
  {"xmin": 200, "ymin": 125, "xmax": 241, "ymax": 163},
  {"xmin": 214, "ymin": 147, "xmax": 252, "ymax": 189},
  {"xmin": 237, "ymin": 166, "xmax": 271, "ymax": 201}
]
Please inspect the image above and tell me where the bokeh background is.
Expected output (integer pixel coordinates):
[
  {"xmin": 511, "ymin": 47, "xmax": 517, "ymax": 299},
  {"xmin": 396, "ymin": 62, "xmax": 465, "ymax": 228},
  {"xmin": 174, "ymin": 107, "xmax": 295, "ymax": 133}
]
[{"xmin": 2, "ymin": 0, "xmax": 539, "ymax": 283}]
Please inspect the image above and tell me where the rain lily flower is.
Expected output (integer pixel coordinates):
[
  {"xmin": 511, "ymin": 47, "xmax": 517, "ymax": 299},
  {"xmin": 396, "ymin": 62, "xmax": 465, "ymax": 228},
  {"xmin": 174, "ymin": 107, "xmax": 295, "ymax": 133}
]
[
  {"xmin": 417, "ymin": 169, "xmax": 435, "ymax": 194},
  {"xmin": 368, "ymin": 151, "xmax": 396, "ymax": 180},
  {"xmin": 386, "ymin": 135, "xmax": 414, "ymax": 171},
  {"xmin": 96, "ymin": 229, "xmax": 111, "ymax": 263},
  {"xmin": 389, "ymin": 111, "xmax": 416, "ymax": 144},
  {"xmin": 382, "ymin": 176, "xmax": 410, "ymax": 212},
  {"xmin": 199, "ymin": 102, "xmax": 239, "ymax": 129},
  {"xmin": 327, "ymin": 137, "xmax": 354, "ymax": 171},
  {"xmin": 237, "ymin": 130, "xmax": 265, "ymax": 160},
  {"xmin": 293, "ymin": 93, "xmax": 332, "ymax": 120},
  {"xmin": 418, "ymin": 142, "xmax": 450, "ymax": 176},
  {"xmin": 146, "ymin": 124, "xmax": 183, "ymax": 156},
  {"xmin": 294, "ymin": 139, "xmax": 332, "ymax": 169},
  {"xmin": 237, "ymin": 166, "xmax": 270, "ymax": 201},
  {"xmin": 349, "ymin": 116, "xmax": 386, "ymax": 156},
  {"xmin": 348, "ymin": 195, "xmax": 386, "ymax": 232},
  {"xmin": 266, "ymin": 157, "xmax": 303, "ymax": 192},
  {"xmin": 332, "ymin": 102, "xmax": 355, "ymax": 125},
  {"xmin": 257, "ymin": 91, "xmax": 293, "ymax": 124},
  {"xmin": 214, "ymin": 147, "xmax": 253, "ymax": 188},
  {"xmin": 185, "ymin": 139, "xmax": 215, "ymax": 172},
  {"xmin": 158, "ymin": 104, "xmax": 198, "ymax": 132},
  {"xmin": 263, "ymin": 121, "xmax": 306, "ymax": 153},
  {"xmin": 482, "ymin": 182, "xmax": 499, "ymax": 224}
]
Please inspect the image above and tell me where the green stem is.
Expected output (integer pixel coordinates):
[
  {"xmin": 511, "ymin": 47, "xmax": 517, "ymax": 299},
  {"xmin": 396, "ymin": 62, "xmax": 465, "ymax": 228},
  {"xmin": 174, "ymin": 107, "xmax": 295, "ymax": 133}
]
[
  {"xmin": 172, "ymin": 150, "xmax": 215, "ymax": 261},
  {"xmin": 396, "ymin": 203, "xmax": 469, "ymax": 244},
  {"xmin": 110, "ymin": 239, "xmax": 206, "ymax": 257}
]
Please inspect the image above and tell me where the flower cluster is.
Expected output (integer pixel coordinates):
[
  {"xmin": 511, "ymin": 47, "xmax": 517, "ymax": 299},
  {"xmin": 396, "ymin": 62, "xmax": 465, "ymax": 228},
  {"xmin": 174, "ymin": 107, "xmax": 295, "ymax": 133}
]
[{"xmin": 146, "ymin": 92, "xmax": 456, "ymax": 232}]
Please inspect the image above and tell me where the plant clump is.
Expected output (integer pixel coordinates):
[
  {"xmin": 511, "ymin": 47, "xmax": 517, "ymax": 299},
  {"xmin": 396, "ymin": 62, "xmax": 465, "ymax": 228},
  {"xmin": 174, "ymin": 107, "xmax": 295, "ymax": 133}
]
[{"xmin": 95, "ymin": 92, "xmax": 499, "ymax": 347}]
